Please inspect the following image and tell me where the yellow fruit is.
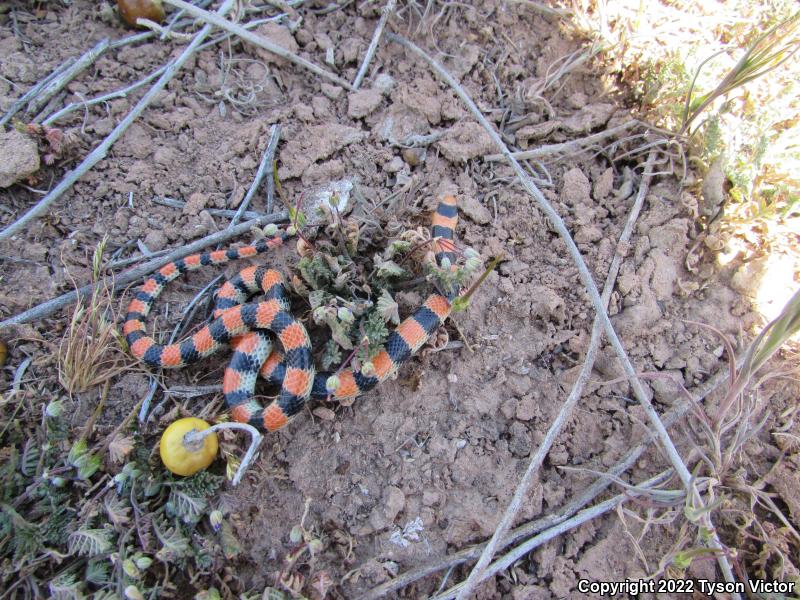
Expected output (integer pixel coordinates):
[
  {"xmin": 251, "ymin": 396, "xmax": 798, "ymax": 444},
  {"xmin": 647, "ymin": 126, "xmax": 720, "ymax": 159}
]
[
  {"xmin": 117, "ymin": 0, "xmax": 165, "ymax": 28},
  {"xmin": 159, "ymin": 417, "xmax": 218, "ymax": 476}
]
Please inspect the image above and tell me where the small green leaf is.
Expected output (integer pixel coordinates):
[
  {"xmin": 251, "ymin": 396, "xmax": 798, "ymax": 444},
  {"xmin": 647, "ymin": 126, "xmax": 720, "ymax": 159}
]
[
  {"xmin": 68, "ymin": 528, "xmax": 113, "ymax": 557},
  {"xmin": 74, "ymin": 453, "xmax": 102, "ymax": 480},
  {"xmin": 67, "ymin": 438, "xmax": 88, "ymax": 465}
]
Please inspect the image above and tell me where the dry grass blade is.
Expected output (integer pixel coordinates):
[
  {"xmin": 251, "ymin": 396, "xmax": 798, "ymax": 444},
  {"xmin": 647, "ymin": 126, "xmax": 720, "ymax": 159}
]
[
  {"xmin": 680, "ymin": 11, "xmax": 800, "ymax": 133},
  {"xmin": 715, "ymin": 287, "xmax": 800, "ymax": 425},
  {"xmin": 57, "ymin": 237, "xmax": 131, "ymax": 395}
]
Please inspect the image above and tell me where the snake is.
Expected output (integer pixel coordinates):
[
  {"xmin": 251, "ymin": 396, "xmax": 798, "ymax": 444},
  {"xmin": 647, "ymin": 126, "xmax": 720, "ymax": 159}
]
[{"xmin": 123, "ymin": 195, "xmax": 460, "ymax": 432}]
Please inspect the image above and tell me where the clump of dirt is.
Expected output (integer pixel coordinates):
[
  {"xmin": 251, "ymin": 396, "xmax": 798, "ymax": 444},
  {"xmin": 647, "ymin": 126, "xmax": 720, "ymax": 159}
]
[{"xmin": 0, "ymin": 1, "xmax": 797, "ymax": 598}]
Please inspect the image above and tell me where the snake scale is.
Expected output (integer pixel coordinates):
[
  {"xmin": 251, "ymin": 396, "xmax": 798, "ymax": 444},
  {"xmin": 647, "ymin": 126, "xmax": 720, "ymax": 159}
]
[{"xmin": 123, "ymin": 195, "xmax": 460, "ymax": 432}]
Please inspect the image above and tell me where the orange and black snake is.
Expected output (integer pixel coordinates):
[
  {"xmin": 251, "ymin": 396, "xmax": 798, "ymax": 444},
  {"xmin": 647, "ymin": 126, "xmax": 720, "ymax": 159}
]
[{"xmin": 123, "ymin": 195, "xmax": 460, "ymax": 432}]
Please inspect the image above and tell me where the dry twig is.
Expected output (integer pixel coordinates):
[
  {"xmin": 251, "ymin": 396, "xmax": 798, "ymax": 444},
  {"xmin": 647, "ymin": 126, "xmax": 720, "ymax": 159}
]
[
  {"xmin": 0, "ymin": 0, "xmax": 240, "ymax": 242},
  {"xmin": 162, "ymin": 0, "xmax": 355, "ymax": 90},
  {"xmin": 0, "ymin": 210, "xmax": 287, "ymax": 328},
  {"xmin": 387, "ymin": 33, "xmax": 737, "ymax": 597},
  {"xmin": 352, "ymin": 0, "xmax": 397, "ymax": 89},
  {"xmin": 231, "ymin": 124, "xmax": 281, "ymax": 226},
  {"xmin": 484, "ymin": 119, "xmax": 641, "ymax": 161},
  {"xmin": 29, "ymin": 38, "xmax": 111, "ymax": 121}
]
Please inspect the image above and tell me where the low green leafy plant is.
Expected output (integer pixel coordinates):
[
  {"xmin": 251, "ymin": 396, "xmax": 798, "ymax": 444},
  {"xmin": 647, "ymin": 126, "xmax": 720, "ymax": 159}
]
[
  {"xmin": 281, "ymin": 191, "xmax": 484, "ymax": 383},
  {"xmin": 0, "ymin": 399, "xmax": 236, "ymax": 598}
]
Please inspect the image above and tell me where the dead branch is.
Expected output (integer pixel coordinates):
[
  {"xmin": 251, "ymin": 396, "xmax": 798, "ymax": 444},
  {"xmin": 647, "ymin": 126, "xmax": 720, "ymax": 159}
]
[
  {"xmin": 352, "ymin": 0, "xmax": 397, "ymax": 90},
  {"xmin": 387, "ymin": 32, "xmax": 738, "ymax": 598},
  {"xmin": 484, "ymin": 119, "xmax": 641, "ymax": 162},
  {"xmin": 0, "ymin": 0, "xmax": 241, "ymax": 242},
  {"xmin": 162, "ymin": 0, "xmax": 355, "ymax": 91},
  {"xmin": 0, "ymin": 209, "xmax": 287, "ymax": 328}
]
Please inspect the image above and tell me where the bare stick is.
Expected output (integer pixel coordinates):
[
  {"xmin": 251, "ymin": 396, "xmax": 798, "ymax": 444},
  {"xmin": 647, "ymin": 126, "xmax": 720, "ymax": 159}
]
[
  {"xmin": 387, "ymin": 33, "xmax": 737, "ymax": 596},
  {"xmin": 161, "ymin": 0, "xmax": 355, "ymax": 91},
  {"xmin": 430, "ymin": 471, "xmax": 673, "ymax": 600},
  {"xmin": 28, "ymin": 38, "xmax": 111, "ymax": 120},
  {"xmin": 0, "ymin": 0, "xmax": 239, "ymax": 243},
  {"xmin": 462, "ymin": 149, "xmax": 658, "ymax": 597},
  {"xmin": 0, "ymin": 55, "xmax": 76, "ymax": 128},
  {"xmin": 230, "ymin": 123, "xmax": 281, "ymax": 227},
  {"xmin": 360, "ymin": 355, "xmax": 744, "ymax": 599},
  {"xmin": 484, "ymin": 119, "xmax": 640, "ymax": 162},
  {"xmin": 43, "ymin": 64, "xmax": 168, "ymax": 126},
  {"xmin": 264, "ymin": 124, "xmax": 281, "ymax": 215},
  {"xmin": 0, "ymin": 210, "xmax": 287, "ymax": 328},
  {"xmin": 352, "ymin": 0, "xmax": 397, "ymax": 89},
  {"xmin": 153, "ymin": 196, "xmax": 269, "ymax": 220}
]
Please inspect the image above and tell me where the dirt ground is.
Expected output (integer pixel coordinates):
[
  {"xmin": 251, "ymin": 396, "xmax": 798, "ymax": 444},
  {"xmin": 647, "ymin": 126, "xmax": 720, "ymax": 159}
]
[{"xmin": 1, "ymin": 1, "xmax": 798, "ymax": 598}]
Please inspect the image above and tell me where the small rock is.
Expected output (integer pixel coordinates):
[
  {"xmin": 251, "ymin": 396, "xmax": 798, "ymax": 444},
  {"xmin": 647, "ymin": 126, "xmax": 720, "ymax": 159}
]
[
  {"xmin": 529, "ymin": 285, "xmax": 566, "ymax": 322},
  {"xmin": 516, "ymin": 395, "xmax": 537, "ymax": 421},
  {"xmin": 593, "ymin": 167, "xmax": 614, "ymax": 200},
  {"xmin": 373, "ymin": 73, "xmax": 396, "ymax": 95},
  {"xmin": 251, "ymin": 23, "xmax": 298, "ymax": 66},
  {"xmin": 27, "ymin": 242, "xmax": 48, "ymax": 262},
  {"xmin": 459, "ymin": 195, "xmax": 491, "ymax": 224},
  {"xmin": 384, "ymin": 486, "xmax": 405, "ymax": 523},
  {"xmin": 295, "ymin": 28, "xmax": 313, "ymax": 46},
  {"xmin": 384, "ymin": 156, "xmax": 404, "ymax": 173},
  {"xmin": 153, "ymin": 146, "xmax": 176, "ymax": 166},
  {"xmin": 198, "ymin": 210, "xmax": 217, "ymax": 235},
  {"xmin": 92, "ymin": 117, "xmax": 115, "ymax": 136},
  {"xmin": 0, "ymin": 130, "xmax": 40, "ymax": 188},
  {"xmin": 651, "ymin": 371, "xmax": 683, "ymax": 405},
  {"xmin": 560, "ymin": 167, "xmax": 591, "ymax": 205},
  {"xmin": 293, "ymin": 103, "xmax": 314, "ymax": 122},
  {"xmin": 508, "ymin": 421, "xmax": 531, "ymax": 458},
  {"xmin": 311, "ymin": 95, "xmax": 332, "ymax": 118},
  {"xmin": 436, "ymin": 121, "xmax": 494, "ymax": 162},
  {"xmin": 183, "ymin": 192, "xmax": 207, "ymax": 215},
  {"xmin": 340, "ymin": 37, "xmax": 362, "ymax": 64},
  {"xmin": 143, "ymin": 230, "xmax": 168, "ymax": 252},
  {"xmin": 347, "ymin": 88, "xmax": 383, "ymax": 119},
  {"xmin": 401, "ymin": 147, "xmax": 424, "ymax": 167},
  {"xmin": 321, "ymin": 83, "xmax": 343, "ymax": 100},
  {"xmin": 574, "ymin": 224, "xmax": 603, "ymax": 244}
]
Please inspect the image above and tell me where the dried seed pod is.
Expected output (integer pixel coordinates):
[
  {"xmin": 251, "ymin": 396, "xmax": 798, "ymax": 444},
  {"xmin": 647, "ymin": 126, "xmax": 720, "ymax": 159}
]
[{"xmin": 117, "ymin": 0, "xmax": 165, "ymax": 28}]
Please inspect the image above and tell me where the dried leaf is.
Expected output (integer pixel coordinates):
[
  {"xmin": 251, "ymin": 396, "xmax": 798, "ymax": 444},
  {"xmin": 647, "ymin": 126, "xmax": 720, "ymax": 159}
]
[
  {"xmin": 310, "ymin": 571, "xmax": 334, "ymax": 600},
  {"xmin": 108, "ymin": 435, "xmax": 135, "ymax": 464},
  {"xmin": 376, "ymin": 289, "xmax": 400, "ymax": 325},
  {"xmin": 312, "ymin": 407, "xmax": 335, "ymax": 421}
]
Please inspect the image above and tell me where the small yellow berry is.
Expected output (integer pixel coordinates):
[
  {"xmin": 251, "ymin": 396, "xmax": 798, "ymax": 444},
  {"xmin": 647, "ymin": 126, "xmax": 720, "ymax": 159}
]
[{"xmin": 159, "ymin": 418, "xmax": 218, "ymax": 477}]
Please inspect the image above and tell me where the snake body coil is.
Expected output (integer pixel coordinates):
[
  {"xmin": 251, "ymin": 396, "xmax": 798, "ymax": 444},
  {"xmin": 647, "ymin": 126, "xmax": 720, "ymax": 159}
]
[{"xmin": 124, "ymin": 196, "xmax": 459, "ymax": 431}]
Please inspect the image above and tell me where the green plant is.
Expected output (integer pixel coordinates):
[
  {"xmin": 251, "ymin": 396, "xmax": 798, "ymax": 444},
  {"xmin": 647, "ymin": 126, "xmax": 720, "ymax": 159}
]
[
  {"xmin": 680, "ymin": 12, "xmax": 800, "ymax": 135},
  {"xmin": 0, "ymin": 396, "xmax": 234, "ymax": 597},
  {"xmin": 289, "ymin": 194, "xmax": 483, "ymax": 381}
]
